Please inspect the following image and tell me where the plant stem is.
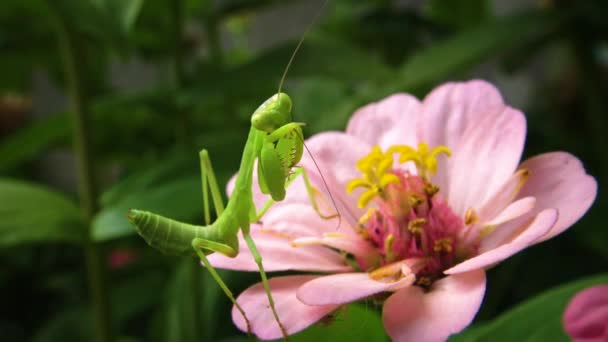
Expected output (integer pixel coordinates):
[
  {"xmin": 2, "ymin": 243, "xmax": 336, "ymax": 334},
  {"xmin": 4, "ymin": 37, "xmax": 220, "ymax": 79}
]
[
  {"xmin": 204, "ymin": 10, "xmax": 224, "ymax": 67},
  {"xmin": 170, "ymin": 1, "xmax": 202, "ymax": 340},
  {"xmin": 171, "ymin": 0, "xmax": 191, "ymax": 145},
  {"xmin": 52, "ymin": 10, "xmax": 113, "ymax": 342}
]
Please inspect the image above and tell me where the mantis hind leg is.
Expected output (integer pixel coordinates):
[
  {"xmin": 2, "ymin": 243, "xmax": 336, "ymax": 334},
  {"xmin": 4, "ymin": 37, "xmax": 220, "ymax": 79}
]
[
  {"xmin": 242, "ymin": 230, "xmax": 289, "ymax": 339},
  {"xmin": 192, "ymin": 238, "xmax": 252, "ymax": 334}
]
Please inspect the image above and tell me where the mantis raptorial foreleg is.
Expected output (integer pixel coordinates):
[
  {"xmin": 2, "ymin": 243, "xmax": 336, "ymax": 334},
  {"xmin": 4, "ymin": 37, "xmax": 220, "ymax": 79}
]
[{"xmin": 255, "ymin": 166, "xmax": 340, "ymax": 222}]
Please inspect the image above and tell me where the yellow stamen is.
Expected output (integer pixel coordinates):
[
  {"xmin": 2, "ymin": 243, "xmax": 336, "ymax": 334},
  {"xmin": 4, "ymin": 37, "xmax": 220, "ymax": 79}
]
[
  {"xmin": 433, "ymin": 238, "xmax": 453, "ymax": 253},
  {"xmin": 388, "ymin": 142, "xmax": 452, "ymax": 179},
  {"xmin": 514, "ymin": 169, "xmax": 530, "ymax": 194},
  {"xmin": 369, "ymin": 261, "xmax": 406, "ymax": 281},
  {"xmin": 479, "ymin": 224, "xmax": 497, "ymax": 238},
  {"xmin": 416, "ymin": 276, "xmax": 432, "ymax": 287},
  {"xmin": 408, "ymin": 194, "xmax": 425, "ymax": 207},
  {"xmin": 464, "ymin": 208, "xmax": 479, "ymax": 225},
  {"xmin": 358, "ymin": 208, "xmax": 376, "ymax": 226},
  {"xmin": 424, "ymin": 183, "xmax": 439, "ymax": 197},
  {"xmin": 408, "ymin": 218, "xmax": 426, "ymax": 234},
  {"xmin": 380, "ymin": 173, "xmax": 400, "ymax": 188},
  {"xmin": 358, "ymin": 188, "xmax": 379, "ymax": 208},
  {"xmin": 384, "ymin": 234, "xmax": 396, "ymax": 262},
  {"xmin": 347, "ymin": 146, "xmax": 401, "ymax": 208}
]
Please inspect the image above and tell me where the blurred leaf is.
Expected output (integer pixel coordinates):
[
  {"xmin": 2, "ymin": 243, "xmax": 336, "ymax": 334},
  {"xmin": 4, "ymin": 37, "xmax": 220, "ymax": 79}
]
[
  {"xmin": 161, "ymin": 259, "xmax": 256, "ymax": 341},
  {"xmin": 448, "ymin": 323, "xmax": 490, "ymax": 342},
  {"xmin": 291, "ymin": 304, "xmax": 387, "ymax": 342},
  {"xmin": 187, "ymin": 34, "xmax": 392, "ymax": 105},
  {"xmin": 451, "ymin": 273, "xmax": 608, "ymax": 341},
  {"xmin": 33, "ymin": 308, "xmax": 91, "ymax": 342},
  {"xmin": 295, "ymin": 10, "xmax": 567, "ymax": 134},
  {"xmin": 92, "ymin": 177, "xmax": 202, "ymax": 241},
  {"xmin": 390, "ymin": 10, "xmax": 565, "ymax": 93},
  {"xmin": 49, "ymin": 0, "xmax": 142, "ymax": 51},
  {"xmin": 113, "ymin": 270, "xmax": 166, "ymax": 327},
  {"xmin": 0, "ymin": 179, "xmax": 85, "ymax": 247},
  {"xmin": 94, "ymin": 0, "xmax": 144, "ymax": 36},
  {"xmin": 100, "ymin": 152, "xmax": 194, "ymax": 207},
  {"xmin": 164, "ymin": 260, "xmax": 201, "ymax": 342},
  {"xmin": 216, "ymin": 0, "xmax": 284, "ymax": 17},
  {"xmin": 289, "ymin": 76, "xmax": 352, "ymax": 133},
  {"xmin": 426, "ymin": 0, "xmax": 491, "ymax": 28},
  {"xmin": 0, "ymin": 114, "xmax": 70, "ymax": 172}
]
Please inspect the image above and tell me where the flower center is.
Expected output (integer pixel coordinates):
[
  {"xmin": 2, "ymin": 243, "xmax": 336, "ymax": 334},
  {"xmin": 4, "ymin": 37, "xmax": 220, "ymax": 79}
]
[{"xmin": 347, "ymin": 143, "xmax": 473, "ymax": 286}]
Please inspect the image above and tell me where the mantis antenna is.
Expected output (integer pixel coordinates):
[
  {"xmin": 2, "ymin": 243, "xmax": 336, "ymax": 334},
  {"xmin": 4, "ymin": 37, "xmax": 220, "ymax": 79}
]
[
  {"xmin": 275, "ymin": 0, "xmax": 343, "ymax": 229},
  {"xmin": 277, "ymin": 0, "xmax": 331, "ymax": 95}
]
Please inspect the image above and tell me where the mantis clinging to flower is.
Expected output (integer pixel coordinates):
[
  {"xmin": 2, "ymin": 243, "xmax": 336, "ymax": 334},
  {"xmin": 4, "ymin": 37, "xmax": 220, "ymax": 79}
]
[{"xmin": 128, "ymin": 3, "xmax": 337, "ymax": 336}]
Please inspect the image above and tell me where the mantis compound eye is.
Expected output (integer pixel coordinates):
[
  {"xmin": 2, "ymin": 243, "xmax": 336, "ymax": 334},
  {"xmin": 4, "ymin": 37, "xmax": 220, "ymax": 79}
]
[{"xmin": 252, "ymin": 93, "xmax": 293, "ymax": 132}]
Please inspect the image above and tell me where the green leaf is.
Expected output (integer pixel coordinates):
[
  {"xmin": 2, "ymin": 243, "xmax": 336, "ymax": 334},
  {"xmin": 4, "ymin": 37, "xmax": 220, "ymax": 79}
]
[
  {"xmin": 291, "ymin": 304, "xmax": 388, "ymax": 342},
  {"xmin": 164, "ymin": 260, "xmax": 203, "ymax": 342},
  {"xmin": 451, "ymin": 273, "xmax": 608, "ymax": 341},
  {"xmin": 48, "ymin": 0, "xmax": 142, "ymax": 50},
  {"xmin": 426, "ymin": 0, "xmax": 491, "ymax": 28},
  {"xmin": 33, "ymin": 308, "xmax": 91, "ymax": 342},
  {"xmin": 92, "ymin": 177, "xmax": 202, "ymax": 241},
  {"xmin": 390, "ymin": 10, "xmax": 565, "ymax": 94},
  {"xmin": 98, "ymin": 0, "xmax": 143, "ymax": 35},
  {"xmin": 99, "ymin": 152, "xmax": 194, "ymax": 207},
  {"xmin": 112, "ymin": 270, "xmax": 166, "ymax": 327},
  {"xmin": 0, "ymin": 179, "xmax": 85, "ymax": 247},
  {"xmin": 0, "ymin": 114, "xmax": 70, "ymax": 172},
  {"xmin": 91, "ymin": 0, "xmax": 144, "ymax": 48}
]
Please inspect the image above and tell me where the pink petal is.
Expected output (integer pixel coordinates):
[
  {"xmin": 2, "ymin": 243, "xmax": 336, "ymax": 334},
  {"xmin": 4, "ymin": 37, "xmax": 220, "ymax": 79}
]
[
  {"xmin": 564, "ymin": 285, "xmax": 608, "ymax": 340},
  {"xmin": 232, "ymin": 275, "xmax": 339, "ymax": 340},
  {"xmin": 207, "ymin": 229, "xmax": 351, "ymax": 272},
  {"xmin": 297, "ymin": 270, "xmax": 415, "ymax": 306},
  {"xmin": 418, "ymin": 80, "xmax": 526, "ymax": 216},
  {"xmin": 299, "ymin": 132, "xmax": 372, "ymax": 226},
  {"xmin": 346, "ymin": 93, "xmax": 420, "ymax": 150},
  {"xmin": 484, "ymin": 196, "xmax": 536, "ymax": 226},
  {"xmin": 291, "ymin": 233, "xmax": 379, "ymax": 261},
  {"xmin": 382, "ymin": 270, "xmax": 486, "ymax": 342},
  {"xmin": 477, "ymin": 169, "xmax": 530, "ymax": 222},
  {"xmin": 517, "ymin": 152, "xmax": 597, "ymax": 242},
  {"xmin": 263, "ymin": 203, "xmax": 349, "ymax": 238},
  {"xmin": 446, "ymin": 209, "xmax": 558, "ymax": 274}
]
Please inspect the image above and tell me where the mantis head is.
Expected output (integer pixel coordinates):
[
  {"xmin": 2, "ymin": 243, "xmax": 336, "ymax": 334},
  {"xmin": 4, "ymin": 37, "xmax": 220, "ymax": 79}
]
[{"xmin": 251, "ymin": 92, "xmax": 293, "ymax": 133}]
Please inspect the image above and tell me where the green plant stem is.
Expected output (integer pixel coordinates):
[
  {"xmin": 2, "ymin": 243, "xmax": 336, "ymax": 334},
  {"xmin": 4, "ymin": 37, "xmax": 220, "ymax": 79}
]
[
  {"xmin": 204, "ymin": 12, "xmax": 224, "ymax": 66},
  {"xmin": 170, "ymin": 1, "xmax": 202, "ymax": 340},
  {"xmin": 53, "ymin": 11, "xmax": 113, "ymax": 342},
  {"xmin": 171, "ymin": 0, "xmax": 191, "ymax": 145}
]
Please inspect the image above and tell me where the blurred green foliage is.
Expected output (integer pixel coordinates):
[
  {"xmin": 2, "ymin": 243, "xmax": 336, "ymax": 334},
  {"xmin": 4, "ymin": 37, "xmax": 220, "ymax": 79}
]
[{"xmin": 1, "ymin": 0, "xmax": 607, "ymax": 341}]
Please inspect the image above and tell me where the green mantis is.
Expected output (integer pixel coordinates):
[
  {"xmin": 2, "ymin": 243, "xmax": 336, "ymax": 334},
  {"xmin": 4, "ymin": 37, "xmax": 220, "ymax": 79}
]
[{"xmin": 128, "ymin": 91, "xmax": 338, "ymax": 338}]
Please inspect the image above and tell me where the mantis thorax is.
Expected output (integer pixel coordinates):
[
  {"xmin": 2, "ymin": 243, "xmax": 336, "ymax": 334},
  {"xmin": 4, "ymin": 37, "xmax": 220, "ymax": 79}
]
[{"xmin": 251, "ymin": 92, "xmax": 293, "ymax": 133}]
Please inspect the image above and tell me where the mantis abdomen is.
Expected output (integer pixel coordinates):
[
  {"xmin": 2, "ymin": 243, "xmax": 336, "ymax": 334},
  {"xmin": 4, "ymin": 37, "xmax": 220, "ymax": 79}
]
[{"xmin": 128, "ymin": 209, "xmax": 239, "ymax": 257}]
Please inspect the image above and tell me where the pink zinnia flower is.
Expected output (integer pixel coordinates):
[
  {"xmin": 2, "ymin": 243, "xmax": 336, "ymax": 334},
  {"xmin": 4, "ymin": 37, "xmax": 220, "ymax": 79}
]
[
  {"xmin": 209, "ymin": 80, "xmax": 597, "ymax": 341},
  {"xmin": 563, "ymin": 285, "xmax": 608, "ymax": 342}
]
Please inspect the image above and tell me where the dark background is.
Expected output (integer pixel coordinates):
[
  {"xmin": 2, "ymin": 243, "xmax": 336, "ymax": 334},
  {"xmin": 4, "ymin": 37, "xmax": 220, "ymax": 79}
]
[{"xmin": 0, "ymin": 0, "xmax": 606, "ymax": 341}]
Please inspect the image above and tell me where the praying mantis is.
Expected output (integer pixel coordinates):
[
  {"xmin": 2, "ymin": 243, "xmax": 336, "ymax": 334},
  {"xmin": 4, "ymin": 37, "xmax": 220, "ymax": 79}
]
[
  {"xmin": 128, "ymin": 91, "xmax": 337, "ymax": 337},
  {"xmin": 127, "ymin": 3, "xmax": 338, "ymax": 336}
]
